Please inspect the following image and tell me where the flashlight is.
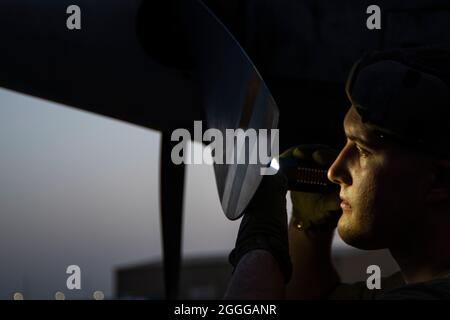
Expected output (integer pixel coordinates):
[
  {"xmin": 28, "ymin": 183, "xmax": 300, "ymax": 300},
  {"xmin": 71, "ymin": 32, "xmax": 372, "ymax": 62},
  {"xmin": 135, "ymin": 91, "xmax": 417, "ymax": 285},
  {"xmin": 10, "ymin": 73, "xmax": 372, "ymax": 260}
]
[{"xmin": 271, "ymin": 156, "xmax": 338, "ymax": 193}]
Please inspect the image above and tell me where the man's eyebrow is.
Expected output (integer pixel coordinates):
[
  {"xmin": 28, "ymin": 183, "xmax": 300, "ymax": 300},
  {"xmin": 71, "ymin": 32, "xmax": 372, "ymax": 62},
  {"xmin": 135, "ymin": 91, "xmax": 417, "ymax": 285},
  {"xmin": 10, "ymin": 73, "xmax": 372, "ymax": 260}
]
[{"xmin": 345, "ymin": 134, "xmax": 374, "ymax": 148}]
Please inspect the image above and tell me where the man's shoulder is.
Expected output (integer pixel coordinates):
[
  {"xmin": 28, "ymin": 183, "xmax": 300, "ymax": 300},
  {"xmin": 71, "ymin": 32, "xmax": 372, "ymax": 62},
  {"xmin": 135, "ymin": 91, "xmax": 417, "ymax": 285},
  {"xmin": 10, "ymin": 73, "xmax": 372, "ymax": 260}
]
[
  {"xmin": 328, "ymin": 272, "xmax": 405, "ymax": 300},
  {"xmin": 329, "ymin": 272, "xmax": 450, "ymax": 300},
  {"xmin": 378, "ymin": 277, "xmax": 450, "ymax": 300}
]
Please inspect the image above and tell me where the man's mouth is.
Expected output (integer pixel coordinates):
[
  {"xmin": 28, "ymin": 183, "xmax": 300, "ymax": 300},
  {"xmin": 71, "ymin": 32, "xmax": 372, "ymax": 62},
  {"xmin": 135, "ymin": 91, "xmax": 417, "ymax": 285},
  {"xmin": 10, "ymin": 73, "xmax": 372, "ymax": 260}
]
[{"xmin": 340, "ymin": 196, "xmax": 352, "ymax": 211}]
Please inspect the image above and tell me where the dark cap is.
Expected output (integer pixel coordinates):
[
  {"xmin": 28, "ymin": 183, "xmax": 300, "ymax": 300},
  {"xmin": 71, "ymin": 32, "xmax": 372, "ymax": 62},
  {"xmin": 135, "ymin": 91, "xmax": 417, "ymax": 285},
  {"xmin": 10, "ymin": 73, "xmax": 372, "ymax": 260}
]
[{"xmin": 346, "ymin": 47, "xmax": 450, "ymax": 157}]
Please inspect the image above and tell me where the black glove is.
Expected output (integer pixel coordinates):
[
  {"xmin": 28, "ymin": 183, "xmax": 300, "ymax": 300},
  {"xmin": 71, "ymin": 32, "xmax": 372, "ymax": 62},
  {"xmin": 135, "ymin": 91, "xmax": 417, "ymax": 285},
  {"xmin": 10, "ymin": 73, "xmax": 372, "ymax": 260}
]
[
  {"xmin": 228, "ymin": 171, "xmax": 292, "ymax": 283},
  {"xmin": 282, "ymin": 145, "xmax": 341, "ymax": 232}
]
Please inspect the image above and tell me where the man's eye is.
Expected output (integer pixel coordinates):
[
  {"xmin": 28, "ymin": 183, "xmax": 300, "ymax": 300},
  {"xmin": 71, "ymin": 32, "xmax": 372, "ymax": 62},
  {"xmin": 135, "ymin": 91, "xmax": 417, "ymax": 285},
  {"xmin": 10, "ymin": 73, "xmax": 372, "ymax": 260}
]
[{"xmin": 356, "ymin": 145, "xmax": 370, "ymax": 157}]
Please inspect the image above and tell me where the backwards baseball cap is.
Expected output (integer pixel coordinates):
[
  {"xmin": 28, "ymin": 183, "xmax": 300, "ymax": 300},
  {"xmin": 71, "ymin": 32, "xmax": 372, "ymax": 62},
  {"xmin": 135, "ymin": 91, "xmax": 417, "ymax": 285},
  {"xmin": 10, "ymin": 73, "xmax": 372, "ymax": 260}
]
[{"xmin": 346, "ymin": 47, "xmax": 450, "ymax": 158}]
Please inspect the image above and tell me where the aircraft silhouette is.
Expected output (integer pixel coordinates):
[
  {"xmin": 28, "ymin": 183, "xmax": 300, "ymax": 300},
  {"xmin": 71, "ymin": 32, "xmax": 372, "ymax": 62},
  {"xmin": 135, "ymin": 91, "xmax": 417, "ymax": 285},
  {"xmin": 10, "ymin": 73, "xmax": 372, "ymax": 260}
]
[{"xmin": 0, "ymin": 0, "xmax": 280, "ymax": 299}]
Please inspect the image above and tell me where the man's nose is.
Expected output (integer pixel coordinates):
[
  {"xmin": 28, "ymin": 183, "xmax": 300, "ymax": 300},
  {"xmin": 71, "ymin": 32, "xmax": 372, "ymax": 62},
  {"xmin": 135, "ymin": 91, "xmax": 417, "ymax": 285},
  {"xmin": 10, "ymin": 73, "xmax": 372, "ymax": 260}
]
[{"xmin": 327, "ymin": 148, "xmax": 351, "ymax": 186}]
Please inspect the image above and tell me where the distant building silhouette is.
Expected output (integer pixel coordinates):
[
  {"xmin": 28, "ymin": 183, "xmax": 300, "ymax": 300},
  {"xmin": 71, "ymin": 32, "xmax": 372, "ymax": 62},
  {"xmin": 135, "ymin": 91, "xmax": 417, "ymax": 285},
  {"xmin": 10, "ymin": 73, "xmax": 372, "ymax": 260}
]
[{"xmin": 116, "ymin": 256, "xmax": 233, "ymax": 299}]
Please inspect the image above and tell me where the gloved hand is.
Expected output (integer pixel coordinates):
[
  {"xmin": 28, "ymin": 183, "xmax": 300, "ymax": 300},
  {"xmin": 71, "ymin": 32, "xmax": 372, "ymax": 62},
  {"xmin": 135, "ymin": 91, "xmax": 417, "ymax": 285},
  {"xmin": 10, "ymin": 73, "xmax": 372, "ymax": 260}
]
[
  {"xmin": 229, "ymin": 171, "xmax": 292, "ymax": 283},
  {"xmin": 281, "ymin": 145, "xmax": 342, "ymax": 232}
]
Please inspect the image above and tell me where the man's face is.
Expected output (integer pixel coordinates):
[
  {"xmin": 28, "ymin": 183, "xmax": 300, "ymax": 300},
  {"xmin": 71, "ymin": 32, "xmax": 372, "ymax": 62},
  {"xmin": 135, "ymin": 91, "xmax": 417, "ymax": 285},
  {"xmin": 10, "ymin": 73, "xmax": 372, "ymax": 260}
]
[{"xmin": 327, "ymin": 106, "xmax": 434, "ymax": 249}]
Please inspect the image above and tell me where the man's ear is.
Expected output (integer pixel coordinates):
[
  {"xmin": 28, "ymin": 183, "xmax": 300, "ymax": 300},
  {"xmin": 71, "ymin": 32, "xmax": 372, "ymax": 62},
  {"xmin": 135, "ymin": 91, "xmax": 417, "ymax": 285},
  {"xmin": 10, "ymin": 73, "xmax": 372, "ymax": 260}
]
[{"xmin": 426, "ymin": 159, "xmax": 450, "ymax": 203}]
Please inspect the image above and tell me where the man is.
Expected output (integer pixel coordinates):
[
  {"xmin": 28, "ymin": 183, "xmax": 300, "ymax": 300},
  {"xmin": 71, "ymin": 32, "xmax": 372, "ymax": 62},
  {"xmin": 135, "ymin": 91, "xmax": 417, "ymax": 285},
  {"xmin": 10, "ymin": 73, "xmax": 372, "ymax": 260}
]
[{"xmin": 225, "ymin": 47, "xmax": 450, "ymax": 299}]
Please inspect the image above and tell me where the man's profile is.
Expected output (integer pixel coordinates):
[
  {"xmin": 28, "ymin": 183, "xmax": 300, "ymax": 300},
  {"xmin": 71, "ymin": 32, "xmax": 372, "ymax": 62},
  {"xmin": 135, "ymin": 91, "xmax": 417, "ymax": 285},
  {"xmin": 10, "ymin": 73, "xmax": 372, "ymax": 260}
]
[{"xmin": 225, "ymin": 46, "xmax": 450, "ymax": 300}]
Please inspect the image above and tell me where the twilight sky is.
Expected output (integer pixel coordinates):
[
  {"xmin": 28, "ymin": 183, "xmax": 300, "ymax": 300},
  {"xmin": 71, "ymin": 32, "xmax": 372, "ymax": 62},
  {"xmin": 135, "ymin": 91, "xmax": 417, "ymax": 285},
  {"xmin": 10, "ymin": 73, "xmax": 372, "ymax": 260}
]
[
  {"xmin": 0, "ymin": 87, "xmax": 354, "ymax": 300},
  {"xmin": 0, "ymin": 87, "xmax": 246, "ymax": 299}
]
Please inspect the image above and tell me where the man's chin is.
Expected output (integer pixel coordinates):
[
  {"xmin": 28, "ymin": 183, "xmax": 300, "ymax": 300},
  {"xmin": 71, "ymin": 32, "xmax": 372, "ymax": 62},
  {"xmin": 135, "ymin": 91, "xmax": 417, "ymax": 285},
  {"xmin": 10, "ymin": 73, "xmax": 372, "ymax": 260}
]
[{"xmin": 337, "ymin": 219, "xmax": 384, "ymax": 250}]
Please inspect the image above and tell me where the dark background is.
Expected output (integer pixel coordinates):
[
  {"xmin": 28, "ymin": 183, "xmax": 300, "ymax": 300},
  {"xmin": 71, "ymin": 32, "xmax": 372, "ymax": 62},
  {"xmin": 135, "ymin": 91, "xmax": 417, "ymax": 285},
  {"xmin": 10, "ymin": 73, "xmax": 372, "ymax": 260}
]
[{"xmin": 204, "ymin": 0, "xmax": 450, "ymax": 150}]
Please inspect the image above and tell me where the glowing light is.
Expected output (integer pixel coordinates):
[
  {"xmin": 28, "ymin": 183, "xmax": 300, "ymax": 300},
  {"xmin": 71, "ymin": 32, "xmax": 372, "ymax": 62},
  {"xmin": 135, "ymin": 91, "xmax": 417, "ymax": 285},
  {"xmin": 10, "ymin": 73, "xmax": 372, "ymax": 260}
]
[
  {"xmin": 13, "ymin": 292, "xmax": 24, "ymax": 300},
  {"xmin": 55, "ymin": 292, "xmax": 66, "ymax": 300},
  {"xmin": 269, "ymin": 158, "xmax": 280, "ymax": 171},
  {"xmin": 93, "ymin": 291, "xmax": 105, "ymax": 300}
]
